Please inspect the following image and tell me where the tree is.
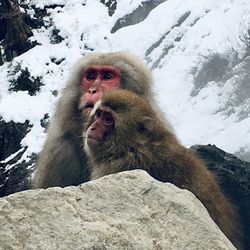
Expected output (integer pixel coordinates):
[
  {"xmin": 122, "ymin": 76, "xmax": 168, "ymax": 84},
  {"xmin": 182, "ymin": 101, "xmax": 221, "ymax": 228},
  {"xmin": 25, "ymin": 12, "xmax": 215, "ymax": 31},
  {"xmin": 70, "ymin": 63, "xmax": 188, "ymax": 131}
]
[{"xmin": 0, "ymin": 0, "xmax": 33, "ymax": 63}]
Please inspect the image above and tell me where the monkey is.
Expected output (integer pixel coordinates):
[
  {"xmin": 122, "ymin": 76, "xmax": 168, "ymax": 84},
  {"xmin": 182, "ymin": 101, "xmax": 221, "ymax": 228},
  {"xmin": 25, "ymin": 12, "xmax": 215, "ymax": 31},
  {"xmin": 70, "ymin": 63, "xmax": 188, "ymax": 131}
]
[
  {"xmin": 83, "ymin": 89, "xmax": 242, "ymax": 250},
  {"xmin": 32, "ymin": 52, "xmax": 156, "ymax": 189}
]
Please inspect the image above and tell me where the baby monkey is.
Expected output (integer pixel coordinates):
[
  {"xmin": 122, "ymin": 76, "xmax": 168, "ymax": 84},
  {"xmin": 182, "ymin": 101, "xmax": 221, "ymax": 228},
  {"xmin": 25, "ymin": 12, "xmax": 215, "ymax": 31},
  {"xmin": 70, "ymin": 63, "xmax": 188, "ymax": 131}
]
[{"xmin": 83, "ymin": 89, "xmax": 241, "ymax": 249}]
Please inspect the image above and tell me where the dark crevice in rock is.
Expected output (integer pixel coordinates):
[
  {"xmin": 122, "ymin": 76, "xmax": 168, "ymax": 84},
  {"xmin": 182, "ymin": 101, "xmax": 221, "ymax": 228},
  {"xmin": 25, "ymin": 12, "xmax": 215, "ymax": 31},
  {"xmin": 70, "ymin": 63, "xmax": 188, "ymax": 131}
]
[
  {"xmin": 151, "ymin": 44, "xmax": 174, "ymax": 69},
  {"xmin": 145, "ymin": 11, "xmax": 190, "ymax": 57},
  {"xmin": 176, "ymin": 11, "xmax": 190, "ymax": 26},
  {"xmin": 111, "ymin": 0, "xmax": 167, "ymax": 34},
  {"xmin": 101, "ymin": 0, "xmax": 117, "ymax": 16},
  {"xmin": 174, "ymin": 35, "xmax": 183, "ymax": 42},
  {"xmin": 145, "ymin": 30, "xmax": 170, "ymax": 57},
  {"xmin": 145, "ymin": 11, "xmax": 190, "ymax": 68},
  {"xmin": 190, "ymin": 17, "xmax": 201, "ymax": 27}
]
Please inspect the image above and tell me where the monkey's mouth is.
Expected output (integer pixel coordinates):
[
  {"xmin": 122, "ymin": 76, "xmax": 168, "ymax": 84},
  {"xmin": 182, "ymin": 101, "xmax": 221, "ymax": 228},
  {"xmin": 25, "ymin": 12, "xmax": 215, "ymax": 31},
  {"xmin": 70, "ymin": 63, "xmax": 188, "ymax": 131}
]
[
  {"xmin": 86, "ymin": 136, "xmax": 100, "ymax": 146},
  {"xmin": 82, "ymin": 103, "xmax": 94, "ymax": 116}
]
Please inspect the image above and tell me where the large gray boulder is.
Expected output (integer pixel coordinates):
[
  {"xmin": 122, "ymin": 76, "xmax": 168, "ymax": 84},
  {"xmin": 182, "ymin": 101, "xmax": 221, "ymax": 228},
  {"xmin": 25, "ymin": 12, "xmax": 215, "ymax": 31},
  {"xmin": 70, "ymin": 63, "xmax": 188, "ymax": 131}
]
[{"xmin": 0, "ymin": 170, "xmax": 236, "ymax": 250}]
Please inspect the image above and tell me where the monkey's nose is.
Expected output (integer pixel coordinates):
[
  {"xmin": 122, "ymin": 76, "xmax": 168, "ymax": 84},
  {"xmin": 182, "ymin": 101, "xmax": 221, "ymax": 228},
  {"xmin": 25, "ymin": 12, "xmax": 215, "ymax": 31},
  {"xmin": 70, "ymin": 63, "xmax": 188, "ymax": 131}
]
[{"xmin": 89, "ymin": 88, "xmax": 97, "ymax": 94}]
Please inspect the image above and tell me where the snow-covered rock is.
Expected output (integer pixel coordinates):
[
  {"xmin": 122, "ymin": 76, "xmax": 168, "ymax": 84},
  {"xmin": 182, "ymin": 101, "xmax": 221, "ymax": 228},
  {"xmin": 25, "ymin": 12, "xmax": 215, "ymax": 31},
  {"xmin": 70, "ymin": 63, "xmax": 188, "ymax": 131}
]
[{"xmin": 0, "ymin": 170, "xmax": 236, "ymax": 250}]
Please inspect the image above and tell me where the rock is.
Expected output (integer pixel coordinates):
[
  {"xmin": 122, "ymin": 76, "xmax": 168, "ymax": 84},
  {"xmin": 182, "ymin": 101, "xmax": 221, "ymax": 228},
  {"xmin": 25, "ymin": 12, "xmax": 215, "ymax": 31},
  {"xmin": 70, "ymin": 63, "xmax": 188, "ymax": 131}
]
[
  {"xmin": 100, "ymin": 0, "xmax": 117, "ymax": 16},
  {"xmin": 0, "ymin": 170, "xmax": 236, "ymax": 250},
  {"xmin": 111, "ymin": 0, "xmax": 166, "ymax": 33},
  {"xmin": 191, "ymin": 144, "xmax": 250, "ymax": 250}
]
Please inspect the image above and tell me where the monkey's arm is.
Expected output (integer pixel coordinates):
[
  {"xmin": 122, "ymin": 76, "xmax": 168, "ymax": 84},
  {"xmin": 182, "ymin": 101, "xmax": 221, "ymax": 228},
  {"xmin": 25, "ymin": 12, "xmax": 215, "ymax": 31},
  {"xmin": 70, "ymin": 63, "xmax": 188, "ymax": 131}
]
[
  {"xmin": 32, "ymin": 86, "xmax": 90, "ymax": 188},
  {"xmin": 33, "ymin": 132, "xmax": 89, "ymax": 188}
]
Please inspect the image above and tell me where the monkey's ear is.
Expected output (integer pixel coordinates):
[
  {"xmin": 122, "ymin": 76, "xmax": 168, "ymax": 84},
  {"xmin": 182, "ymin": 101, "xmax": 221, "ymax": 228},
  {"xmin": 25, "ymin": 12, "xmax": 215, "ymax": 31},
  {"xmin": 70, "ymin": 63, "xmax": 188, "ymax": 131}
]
[{"xmin": 137, "ymin": 117, "xmax": 153, "ymax": 133}]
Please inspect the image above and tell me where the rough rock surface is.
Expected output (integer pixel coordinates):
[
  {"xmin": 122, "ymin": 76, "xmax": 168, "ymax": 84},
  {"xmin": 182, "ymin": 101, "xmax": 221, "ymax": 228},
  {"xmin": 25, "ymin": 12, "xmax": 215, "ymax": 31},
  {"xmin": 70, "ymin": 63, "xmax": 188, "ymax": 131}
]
[{"xmin": 0, "ymin": 170, "xmax": 236, "ymax": 250}]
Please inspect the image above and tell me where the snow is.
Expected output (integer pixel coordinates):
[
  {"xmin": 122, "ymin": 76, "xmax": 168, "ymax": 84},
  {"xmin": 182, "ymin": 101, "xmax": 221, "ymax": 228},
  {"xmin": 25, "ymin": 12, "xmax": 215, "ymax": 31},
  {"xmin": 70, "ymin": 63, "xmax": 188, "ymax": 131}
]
[{"xmin": 0, "ymin": 0, "xmax": 250, "ymax": 162}]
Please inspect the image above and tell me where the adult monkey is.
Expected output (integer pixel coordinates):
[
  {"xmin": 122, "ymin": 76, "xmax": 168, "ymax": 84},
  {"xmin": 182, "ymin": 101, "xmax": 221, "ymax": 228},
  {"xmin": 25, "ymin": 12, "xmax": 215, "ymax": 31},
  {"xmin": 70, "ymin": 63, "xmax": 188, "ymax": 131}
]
[
  {"xmin": 83, "ymin": 90, "xmax": 242, "ymax": 250},
  {"xmin": 32, "ymin": 52, "xmax": 154, "ymax": 188}
]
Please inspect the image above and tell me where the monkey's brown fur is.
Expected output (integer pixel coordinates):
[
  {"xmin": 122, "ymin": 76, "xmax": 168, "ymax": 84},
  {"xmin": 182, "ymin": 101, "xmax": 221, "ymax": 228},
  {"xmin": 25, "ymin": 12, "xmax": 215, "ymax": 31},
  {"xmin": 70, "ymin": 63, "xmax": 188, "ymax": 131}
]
[
  {"xmin": 32, "ymin": 52, "xmax": 155, "ymax": 188},
  {"xmin": 84, "ymin": 90, "xmax": 241, "ymax": 250}
]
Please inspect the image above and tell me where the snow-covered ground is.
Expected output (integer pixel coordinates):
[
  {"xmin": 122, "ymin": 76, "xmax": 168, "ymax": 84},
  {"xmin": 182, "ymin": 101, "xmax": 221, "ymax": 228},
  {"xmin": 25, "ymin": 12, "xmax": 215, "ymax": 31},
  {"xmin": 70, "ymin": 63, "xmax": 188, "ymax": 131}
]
[{"xmin": 1, "ymin": 0, "xmax": 250, "ymax": 163}]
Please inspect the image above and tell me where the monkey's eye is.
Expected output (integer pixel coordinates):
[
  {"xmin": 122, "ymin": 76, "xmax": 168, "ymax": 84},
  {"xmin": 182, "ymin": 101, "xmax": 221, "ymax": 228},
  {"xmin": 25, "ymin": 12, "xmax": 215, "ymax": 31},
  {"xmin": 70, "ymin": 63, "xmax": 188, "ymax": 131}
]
[
  {"xmin": 102, "ymin": 112, "xmax": 114, "ymax": 126},
  {"xmin": 137, "ymin": 122, "xmax": 146, "ymax": 133},
  {"xmin": 86, "ymin": 71, "xmax": 97, "ymax": 81},
  {"xmin": 95, "ymin": 109, "xmax": 102, "ymax": 119},
  {"xmin": 102, "ymin": 71, "xmax": 114, "ymax": 80}
]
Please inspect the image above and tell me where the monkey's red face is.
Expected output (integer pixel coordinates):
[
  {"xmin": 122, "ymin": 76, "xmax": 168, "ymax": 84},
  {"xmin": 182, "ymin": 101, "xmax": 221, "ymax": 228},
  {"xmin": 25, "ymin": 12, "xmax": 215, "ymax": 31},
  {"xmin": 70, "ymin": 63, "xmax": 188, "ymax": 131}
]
[
  {"xmin": 80, "ymin": 65, "xmax": 121, "ymax": 116},
  {"xmin": 85, "ymin": 107, "xmax": 115, "ymax": 147}
]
